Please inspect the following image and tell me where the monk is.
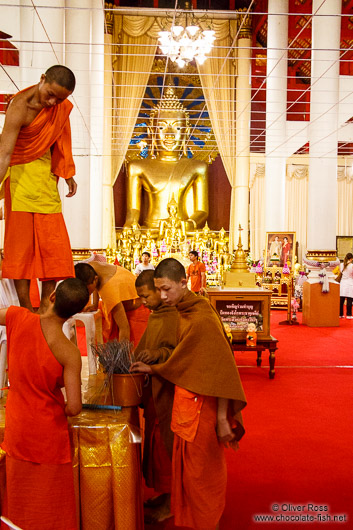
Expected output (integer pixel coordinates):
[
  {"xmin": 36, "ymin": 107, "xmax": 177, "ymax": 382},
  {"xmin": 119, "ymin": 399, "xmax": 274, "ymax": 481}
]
[
  {"xmin": 135, "ymin": 270, "xmax": 179, "ymax": 523},
  {"xmin": 0, "ymin": 65, "xmax": 77, "ymax": 313},
  {"xmin": 75, "ymin": 261, "xmax": 149, "ymax": 346},
  {"xmin": 0, "ymin": 277, "xmax": 89, "ymax": 530},
  {"xmin": 131, "ymin": 258, "xmax": 247, "ymax": 530}
]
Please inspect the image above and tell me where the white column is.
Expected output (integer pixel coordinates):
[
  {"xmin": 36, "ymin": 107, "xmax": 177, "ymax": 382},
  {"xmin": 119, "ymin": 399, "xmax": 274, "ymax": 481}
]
[
  {"xmin": 19, "ymin": 0, "xmax": 64, "ymax": 87},
  {"xmin": 264, "ymin": 0, "xmax": 288, "ymax": 232},
  {"xmin": 89, "ymin": 0, "xmax": 104, "ymax": 248},
  {"xmin": 235, "ymin": 29, "xmax": 251, "ymax": 249},
  {"xmin": 307, "ymin": 0, "xmax": 341, "ymax": 251},
  {"xmin": 102, "ymin": 28, "xmax": 115, "ymax": 248},
  {"xmin": 61, "ymin": 0, "xmax": 91, "ymax": 248}
]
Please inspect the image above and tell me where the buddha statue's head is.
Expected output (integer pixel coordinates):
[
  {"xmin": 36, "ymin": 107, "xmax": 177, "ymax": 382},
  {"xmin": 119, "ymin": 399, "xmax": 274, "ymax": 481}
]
[
  {"xmin": 167, "ymin": 196, "xmax": 179, "ymax": 217},
  {"xmin": 149, "ymin": 86, "xmax": 190, "ymax": 159}
]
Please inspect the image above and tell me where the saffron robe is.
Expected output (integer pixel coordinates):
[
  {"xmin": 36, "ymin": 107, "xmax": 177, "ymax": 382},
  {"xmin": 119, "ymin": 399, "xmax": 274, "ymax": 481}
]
[
  {"xmin": 135, "ymin": 305, "xmax": 179, "ymax": 491},
  {"xmin": 1, "ymin": 90, "xmax": 75, "ymax": 280},
  {"xmin": 98, "ymin": 266, "xmax": 149, "ymax": 345},
  {"xmin": 1, "ymin": 306, "xmax": 76, "ymax": 529},
  {"xmin": 150, "ymin": 290, "xmax": 247, "ymax": 529}
]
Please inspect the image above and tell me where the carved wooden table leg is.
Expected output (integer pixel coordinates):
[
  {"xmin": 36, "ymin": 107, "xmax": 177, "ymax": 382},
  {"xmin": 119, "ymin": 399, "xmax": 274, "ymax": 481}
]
[
  {"xmin": 256, "ymin": 350, "xmax": 262, "ymax": 367},
  {"xmin": 269, "ymin": 348, "xmax": 276, "ymax": 379}
]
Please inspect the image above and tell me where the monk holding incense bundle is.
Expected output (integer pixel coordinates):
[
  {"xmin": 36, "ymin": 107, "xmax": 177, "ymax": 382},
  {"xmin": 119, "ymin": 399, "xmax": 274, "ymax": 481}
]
[
  {"xmin": 131, "ymin": 258, "xmax": 246, "ymax": 530},
  {"xmin": 135, "ymin": 270, "xmax": 179, "ymax": 523},
  {"xmin": 75, "ymin": 261, "xmax": 149, "ymax": 346},
  {"xmin": 0, "ymin": 278, "xmax": 89, "ymax": 530},
  {"xmin": 0, "ymin": 65, "xmax": 77, "ymax": 313}
]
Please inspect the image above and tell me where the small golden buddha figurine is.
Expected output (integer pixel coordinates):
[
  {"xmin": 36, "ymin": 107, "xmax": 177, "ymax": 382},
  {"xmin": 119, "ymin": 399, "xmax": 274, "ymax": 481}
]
[
  {"xmin": 158, "ymin": 196, "xmax": 186, "ymax": 245},
  {"xmin": 125, "ymin": 86, "xmax": 209, "ymax": 231}
]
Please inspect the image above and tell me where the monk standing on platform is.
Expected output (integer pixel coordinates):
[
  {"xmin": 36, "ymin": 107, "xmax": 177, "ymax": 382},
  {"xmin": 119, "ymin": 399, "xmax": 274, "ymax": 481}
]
[
  {"xmin": 0, "ymin": 65, "xmax": 77, "ymax": 313},
  {"xmin": 131, "ymin": 258, "xmax": 247, "ymax": 530},
  {"xmin": 0, "ymin": 278, "xmax": 89, "ymax": 530},
  {"xmin": 134, "ymin": 270, "xmax": 179, "ymax": 524},
  {"xmin": 75, "ymin": 262, "xmax": 150, "ymax": 346}
]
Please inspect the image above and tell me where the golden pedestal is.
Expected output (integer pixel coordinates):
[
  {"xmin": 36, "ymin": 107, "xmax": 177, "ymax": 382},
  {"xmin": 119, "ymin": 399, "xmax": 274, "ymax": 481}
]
[
  {"xmin": 302, "ymin": 282, "xmax": 340, "ymax": 327},
  {"xmin": 224, "ymin": 271, "xmax": 256, "ymax": 288}
]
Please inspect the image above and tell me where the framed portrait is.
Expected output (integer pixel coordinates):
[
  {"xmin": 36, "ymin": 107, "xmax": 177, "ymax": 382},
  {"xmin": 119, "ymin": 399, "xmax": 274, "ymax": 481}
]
[
  {"xmin": 336, "ymin": 236, "xmax": 353, "ymax": 261},
  {"xmin": 265, "ymin": 232, "xmax": 296, "ymax": 268}
]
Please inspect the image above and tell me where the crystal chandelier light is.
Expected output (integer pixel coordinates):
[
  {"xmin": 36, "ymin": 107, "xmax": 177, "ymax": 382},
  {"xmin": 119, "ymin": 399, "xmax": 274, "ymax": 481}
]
[{"xmin": 158, "ymin": 3, "xmax": 215, "ymax": 69}]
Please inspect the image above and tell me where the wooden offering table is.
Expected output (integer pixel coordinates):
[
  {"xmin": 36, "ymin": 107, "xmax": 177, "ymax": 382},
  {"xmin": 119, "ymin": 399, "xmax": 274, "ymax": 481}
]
[
  {"xmin": 231, "ymin": 336, "xmax": 278, "ymax": 379},
  {"xmin": 0, "ymin": 373, "xmax": 144, "ymax": 530},
  {"xmin": 207, "ymin": 287, "xmax": 278, "ymax": 378}
]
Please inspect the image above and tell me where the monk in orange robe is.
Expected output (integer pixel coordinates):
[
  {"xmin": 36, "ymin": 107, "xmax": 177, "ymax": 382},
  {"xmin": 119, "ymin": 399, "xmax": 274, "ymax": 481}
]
[
  {"xmin": 0, "ymin": 65, "xmax": 77, "ymax": 313},
  {"xmin": 134, "ymin": 270, "xmax": 179, "ymax": 523},
  {"xmin": 132, "ymin": 258, "xmax": 246, "ymax": 530},
  {"xmin": 0, "ymin": 278, "xmax": 89, "ymax": 530},
  {"xmin": 75, "ymin": 261, "xmax": 149, "ymax": 346}
]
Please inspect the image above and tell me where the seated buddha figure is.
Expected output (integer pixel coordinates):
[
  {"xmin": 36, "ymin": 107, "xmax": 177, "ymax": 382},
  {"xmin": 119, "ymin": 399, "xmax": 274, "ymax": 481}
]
[
  {"xmin": 159, "ymin": 196, "xmax": 186, "ymax": 246},
  {"xmin": 124, "ymin": 86, "xmax": 209, "ymax": 232}
]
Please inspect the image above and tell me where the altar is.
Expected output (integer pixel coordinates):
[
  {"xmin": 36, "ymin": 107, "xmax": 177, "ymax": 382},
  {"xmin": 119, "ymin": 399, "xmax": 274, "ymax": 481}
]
[{"xmin": 0, "ymin": 376, "xmax": 144, "ymax": 530}]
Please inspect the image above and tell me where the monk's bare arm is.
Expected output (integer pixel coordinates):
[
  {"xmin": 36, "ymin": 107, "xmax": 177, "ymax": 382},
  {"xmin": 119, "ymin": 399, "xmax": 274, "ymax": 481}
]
[
  {"xmin": 111, "ymin": 302, "xmax": 130, "ymax": 341},
  {"xmin": 0, "ymin": 98, "xmax": 27, "ymax": 183},
  {"xmin": 50, "ymin": 334, "xmax": 82, "ymax": 416},
  {"xmin": 62, "ymin": 341, "xmax": 82, "ymax": 416},
  {"xmin": 0, "ymin": 308, "xmax": 8, "ymax": 326}
]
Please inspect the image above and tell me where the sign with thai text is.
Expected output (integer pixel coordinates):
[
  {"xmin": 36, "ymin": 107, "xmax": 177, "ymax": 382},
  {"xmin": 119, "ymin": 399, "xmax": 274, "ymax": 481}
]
[{"xmin": 215, "ymin": 300, "xmax": 263, "ymax": 331}]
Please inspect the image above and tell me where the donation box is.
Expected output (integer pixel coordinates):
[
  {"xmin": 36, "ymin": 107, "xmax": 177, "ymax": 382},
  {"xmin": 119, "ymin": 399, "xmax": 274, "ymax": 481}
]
[{"xmin": 207, "ymin": 287, "xmax": 272, "ymax": 340}]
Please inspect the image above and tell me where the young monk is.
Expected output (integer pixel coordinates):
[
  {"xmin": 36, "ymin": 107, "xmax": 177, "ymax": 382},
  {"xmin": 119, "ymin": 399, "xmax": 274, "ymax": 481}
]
[
  {"xmin": 0, "ymin": 277, "xmax": 89, "ymax": 530},
  {"xmin": 131, "ymin": 258, "xmax": 246, "ymax": 530},
  {"xmin": 0, "ymin": 65, "xmax": 77, "ymax": 313},
  {"xmin": 75, "ymin": 261, "xmax": 149, "ymax": 346},
  {"xmin": 134, "ymin": 270, "xmax": 179, "ymax": 524}
]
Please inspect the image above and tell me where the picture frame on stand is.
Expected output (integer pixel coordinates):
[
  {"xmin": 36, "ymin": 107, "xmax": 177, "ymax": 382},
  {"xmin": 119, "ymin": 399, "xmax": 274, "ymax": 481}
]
[
  {"xmin": 265, "ymin": 232, "xmax": 296, "ymax": 269},
  {"xmin": 336, "ymin": 236, "xmax": 353, "ymax": 261}
]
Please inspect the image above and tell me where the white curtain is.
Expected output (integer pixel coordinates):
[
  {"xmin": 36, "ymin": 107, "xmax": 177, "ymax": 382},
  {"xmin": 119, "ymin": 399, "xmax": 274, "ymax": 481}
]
[
  {"xmin": 111, "ymin": 15, "xmax": 160, "ymax": 185},
  {"xmin": 197, "ymin": 20, "xmax": 238, "ymax": 249}
]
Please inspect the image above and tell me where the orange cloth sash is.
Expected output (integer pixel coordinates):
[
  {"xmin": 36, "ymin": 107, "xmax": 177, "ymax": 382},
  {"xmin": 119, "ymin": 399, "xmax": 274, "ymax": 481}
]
[
  {"xmin": 2, "ymin": 178, "xmax": 74, "ymax": 280},
  {"xmin": 99, "ymin": 266, "xmax": 139, "ymax": 315},
  {"xmin": 1, "ymin": 455, "xmax": 77, "ymax": 530},
  {"xmin": 171, "ymin": 395, "xmax": 226, "ymax": 530},
  {"xmin": 99, "ymin": 267, "xmax": 149, "ymax": 345},
  {"xmin": 1, "ymin": 307, "xmax": 71, "ymax": 464},
  {"xmin": 8, "ymin": 87, "xmax": 75, "ymax": 179}
]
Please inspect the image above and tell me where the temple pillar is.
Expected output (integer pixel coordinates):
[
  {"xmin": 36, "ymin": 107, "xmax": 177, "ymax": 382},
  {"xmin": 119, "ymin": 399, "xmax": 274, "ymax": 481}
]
[
  {"xmin": 61, "ymin": 0, "xmax": 105, "ymax": 249},
  {"xmin": 307, "ymin": 0, "xmax": 341, "ymax": 253},
  {"xmin": 264, "ymin": 0, "xmax": 288, "ymax": 232},
  {"xmin": 19, "ymin": 0, "xmax": 64, "ymax": 85},
  {"xmin": 235, "ymin": 9, "xmax": 252, "ymax": 250},
  {"xmin": 102, "ymin": 4, "xmax": 116, "ymax": 248}
]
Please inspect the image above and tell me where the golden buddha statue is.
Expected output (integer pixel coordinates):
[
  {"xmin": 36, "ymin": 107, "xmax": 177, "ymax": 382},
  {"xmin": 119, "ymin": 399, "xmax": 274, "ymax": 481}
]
[
  {"xmin": 159, "ymin": 196, "xmax": 186, "ymax": 245},
  {"xmin": 124, "ymin": 86, "xmax": 209, "ymax": 232}
]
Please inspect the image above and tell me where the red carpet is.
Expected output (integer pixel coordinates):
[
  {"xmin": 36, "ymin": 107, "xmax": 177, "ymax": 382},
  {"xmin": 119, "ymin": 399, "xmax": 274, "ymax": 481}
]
[{"xmin": 141, "ymin": 311, "xmax": 353, "ymax": 529}]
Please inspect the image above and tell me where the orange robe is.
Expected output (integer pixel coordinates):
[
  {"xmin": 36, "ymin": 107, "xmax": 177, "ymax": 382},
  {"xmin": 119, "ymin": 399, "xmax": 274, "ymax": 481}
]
[
  {"xmin": 151, "ymin": 291, "xmax": 247, "ymax": 529},
  {"xmin": 135, "ymin": 305, "xmax": 179, "ymax": 492},
  {"xmin": 99, "ymin": 266, "xmax": 149, "ymax": 346},
  {"xmin": 0, "ymin": 306, "xmax": 77, "ymax": 529},
  {"xmin": 2, "ymin": 90, "xmax": 75, "ymax": 281}
]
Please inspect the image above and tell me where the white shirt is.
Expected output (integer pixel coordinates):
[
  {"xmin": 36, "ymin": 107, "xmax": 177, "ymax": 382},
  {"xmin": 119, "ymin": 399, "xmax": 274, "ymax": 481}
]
[{"xmin": 135, "ymin": 263, "xmax": 155, "ymax": 276}]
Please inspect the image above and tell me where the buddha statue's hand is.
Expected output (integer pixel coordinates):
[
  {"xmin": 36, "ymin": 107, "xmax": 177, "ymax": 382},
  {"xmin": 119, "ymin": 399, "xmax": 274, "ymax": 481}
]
[{"xmin": 185, "ymin": 218, "xmax": 197, "ymax": 231}]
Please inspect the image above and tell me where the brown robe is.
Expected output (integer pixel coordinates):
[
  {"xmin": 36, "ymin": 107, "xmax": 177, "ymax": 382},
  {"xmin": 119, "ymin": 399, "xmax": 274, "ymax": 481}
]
[
  {"xmin": 150, "ymin": 290, "xmax": 247, "ymax": 529},
  {"xmin": 135, "ymin": 304, "xmax": 179, "ymax": 490},
  {"xmin": 151, "ymin": 290, "xmax": 246, "ymax": 439}
]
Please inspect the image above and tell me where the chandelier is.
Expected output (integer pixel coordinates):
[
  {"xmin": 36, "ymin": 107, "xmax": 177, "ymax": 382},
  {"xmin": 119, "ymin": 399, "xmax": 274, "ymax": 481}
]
[{"xmin": 158, "ymin": 3, "xmax": 215, "ymax": 69}]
